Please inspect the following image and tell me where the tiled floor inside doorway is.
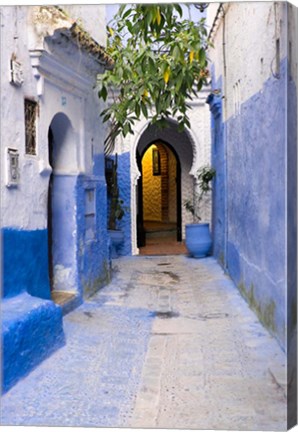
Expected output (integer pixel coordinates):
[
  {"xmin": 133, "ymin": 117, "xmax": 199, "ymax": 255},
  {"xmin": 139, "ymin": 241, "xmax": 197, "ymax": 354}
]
[{"xmin": 139, "ymin": 221, "xmax": 187, "ymax": 256}]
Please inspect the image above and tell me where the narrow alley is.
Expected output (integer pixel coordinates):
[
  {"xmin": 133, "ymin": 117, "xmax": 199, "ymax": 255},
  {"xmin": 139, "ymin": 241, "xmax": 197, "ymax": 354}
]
[{"xmin": 1, "ymin": 255, "xmax": 286, "ymax": 430}]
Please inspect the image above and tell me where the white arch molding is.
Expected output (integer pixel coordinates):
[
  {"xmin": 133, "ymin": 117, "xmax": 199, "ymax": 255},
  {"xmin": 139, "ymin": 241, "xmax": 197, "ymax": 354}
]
[{"xmin": 129, "ymin": 117, "xmax": 205, "ymax": 255}]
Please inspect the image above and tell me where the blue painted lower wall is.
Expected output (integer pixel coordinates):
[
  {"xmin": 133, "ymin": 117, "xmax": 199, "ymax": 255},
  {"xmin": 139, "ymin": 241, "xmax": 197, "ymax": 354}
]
[
  {"xmin": 211, "ymin": 60, "xmax": 290, "ymax": 348},
  {"xmin": 76, "ymin": 174, "xmax": 111, "ymax": 297},
  {"xmin": 2, "ymin": 292, "xmax": 65, "ymax": 393},
  {"xmin": 117, "ymin": 152, "xmax": 132, "ymax": 256},
  {"xmin": 1, "ymin": 172, "xmax": 111, "ymax": 392},
  {"xmin": 108, "ymin": 152, "xmax": 132, "ymax": 257},
  {"xmin": 2, "ymin": 227, "xmax": 65, "ymax": 393},
  {"xmin": 208, "ymin": 88, "xmax": 226, "ymax": 266},
  {"xmin": 50, "ymin": 173, "xmax": 111, "ymax": 298},
  {"xmin": 287, "ymin": 68, "xmax": 297, "ymax": 423},
  {"xmin": 2, "ymin": 228, "xmax": 51, "ymax": 299}
]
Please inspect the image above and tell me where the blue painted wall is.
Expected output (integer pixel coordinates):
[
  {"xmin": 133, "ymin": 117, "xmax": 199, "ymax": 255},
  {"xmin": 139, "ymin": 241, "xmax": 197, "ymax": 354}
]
[
  {"xmin": 50, "ymin": 172, "xmax": 111, "ymax": 298},
  {"xmin": 2, "ymin": 228, "xmax": 65, "ymax": 393},
  {"xmin": 211, "ymin": 60, "xmax": 289, "ymax": 347},
  {"xmin": 51, "ymin": 175, "xmax": 78, "ymax": 290},
  {"xmin": 2, "ymin": 292, "xmax": 65, "ymax": 393},
  {"xmin": 207, "ymin": 86, "xmax": 226, "ymax": 266},
  {"xmin": 117, "ymin": 152, "xmax": 132, "ymax": 256},
  {"xmin": 2, "ymin": 228, "xmax": 51, "ymax": 300},
  {"xmin": 76, "ymin": 173, "xmax": 111, "ymax": 297},
  {"xmin": 107, "ymin": 152, "xmax": 132, "ymax": 257},
  {"xmin": 287, "ymin": 59, "xmax": 297, "ymax": 424},
  {"xmin": 287, "ymin": 66, "xmax": 297, "ymax": 338}
]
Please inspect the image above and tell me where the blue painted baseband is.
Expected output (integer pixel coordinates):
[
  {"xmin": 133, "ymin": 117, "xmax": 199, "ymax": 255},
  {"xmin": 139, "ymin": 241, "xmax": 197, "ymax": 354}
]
[
  {"xmin": 2, "ymin": 292, "xmax": 65, "ymax": 393},
  {"xmin": 112, "ymin": 152, "xmax": 132, "ymax": 257},
  {"xmin": 2, "ymin": 228, "xmax": 51, "ymax": 300},
  {"xmin": 210, "ymin": 59, "xmax": 291, "ymax": 347}
]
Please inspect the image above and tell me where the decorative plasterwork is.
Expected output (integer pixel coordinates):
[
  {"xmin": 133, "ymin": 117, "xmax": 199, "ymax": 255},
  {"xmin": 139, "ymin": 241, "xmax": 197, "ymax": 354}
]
[
  {"xmin": 29, "ymin": 6, "xmax": 113, "ymax": 97},
  {"xmin": 29, "ymin": 6, "xmax": 75, "ymax": 50},
  {"xmin": 30, "ymin": 49, "xmax": 94, "ymax": 97},
  {"xmin": 30, "ymin": 6, "xmax": 113, "ymax": 68}
]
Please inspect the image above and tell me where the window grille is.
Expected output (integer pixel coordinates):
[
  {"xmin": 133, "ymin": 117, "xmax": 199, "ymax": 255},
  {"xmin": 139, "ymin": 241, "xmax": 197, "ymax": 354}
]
[{"xmin": 24, "ymin": 99, "xmax": 37, "ymax": 155}]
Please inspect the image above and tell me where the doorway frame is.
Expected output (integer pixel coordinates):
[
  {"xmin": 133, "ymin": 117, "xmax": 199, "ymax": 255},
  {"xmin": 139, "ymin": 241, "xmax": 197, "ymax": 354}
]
[
  {"xmin": 129, "ymin": 118, "xmax": 203, "ymax": 255},
  {"xmin": 137, "ymin": 139, "xmax": 182, "ymax": 247}
]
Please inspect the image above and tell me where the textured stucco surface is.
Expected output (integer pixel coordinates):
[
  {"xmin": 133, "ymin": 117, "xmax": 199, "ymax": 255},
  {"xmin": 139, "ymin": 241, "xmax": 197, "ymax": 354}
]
[
  {"xmin": 286, "ymin": 5, "xmax": 298, "ymax": 424},
  {"xmin": 2, "ymin": 292, "xmax": 65, "ymax": 393},
  {"xmin": 76, "ymin": 174, "xmax": 110, "ymax": 298},
  {"xmin": 208, "ymin": 2, "xmax": 290, "ymax": 347},
  {"xmin": 61, "ymin": 5, "xmax": 106, "ymax": 46},
  {"xmin": 225, "ymin": 61, "xmax": 287, "ymax": 346},
  {"xmin": 142, "ymin": 145, "xmax": 162, "ymax": 221},
  {"xmin": 1, "ymin": 5, "xmax": 110, "ymax": 394},
  {"xmin": 116, "ymin": 152, "xmax": 132, "ymax": 256},
  {"xmin": 1, "ymin": 5, "xmax": 110, "ymax": 295},
  {"xmin": 2, "ymin": 228, "xmax": 51, "ymax": 299}
]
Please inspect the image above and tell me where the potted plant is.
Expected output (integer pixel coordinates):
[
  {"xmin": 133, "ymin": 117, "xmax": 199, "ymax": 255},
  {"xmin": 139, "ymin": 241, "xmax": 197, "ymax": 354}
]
[
  {"xmin": 184, "ymin": 165, "xmax": 216, "ymax": 258},
  {"xmin": 105, "ymin": 154, "xmax": 127, "ymax": 258}
]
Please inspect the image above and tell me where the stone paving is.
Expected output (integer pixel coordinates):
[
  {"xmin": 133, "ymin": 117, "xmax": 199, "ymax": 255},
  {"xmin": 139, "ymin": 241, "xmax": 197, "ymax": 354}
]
[{"xmin": 1, "ymin": 255, "xmax": 287, "ymax": 430}]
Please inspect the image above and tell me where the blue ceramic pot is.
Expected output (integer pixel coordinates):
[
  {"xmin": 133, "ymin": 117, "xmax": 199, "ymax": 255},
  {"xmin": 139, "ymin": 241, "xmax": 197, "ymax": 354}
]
[{"xmin": 185, "ymin": 223, "xmax": 212, "ymax": 258}]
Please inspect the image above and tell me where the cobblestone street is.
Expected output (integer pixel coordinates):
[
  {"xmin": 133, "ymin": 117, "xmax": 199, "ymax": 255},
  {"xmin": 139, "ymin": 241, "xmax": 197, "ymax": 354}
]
[{"xmin": 1, "ymin": 256, "xmax": 287, "ymax": 430}]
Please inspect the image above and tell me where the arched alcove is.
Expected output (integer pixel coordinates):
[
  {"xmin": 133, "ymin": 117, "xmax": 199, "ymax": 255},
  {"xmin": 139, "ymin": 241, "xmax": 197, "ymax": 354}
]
[
  {"xmin": 48, "ymin": 112, "xmax": 77, "ymax": 173},
  {"xmin": 48, "ymin": 113, "xmax": 79, "ymax": 300}
]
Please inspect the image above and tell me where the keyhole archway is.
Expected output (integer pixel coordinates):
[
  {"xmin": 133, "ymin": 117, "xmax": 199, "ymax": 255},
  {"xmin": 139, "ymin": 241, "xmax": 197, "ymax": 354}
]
[
  {"xmin": 137, "ymin": 140, "xmax": 182, "ymax": 248},
  {"xmin": 130, "ymin": 118, "xmax": 205, "ymax": 255}
]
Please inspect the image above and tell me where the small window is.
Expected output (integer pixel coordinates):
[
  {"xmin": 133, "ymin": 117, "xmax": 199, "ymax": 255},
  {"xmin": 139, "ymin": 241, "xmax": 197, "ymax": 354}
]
[{"xmin": 24, "ymin": 99, "xmax": 37, "ymax": 155}]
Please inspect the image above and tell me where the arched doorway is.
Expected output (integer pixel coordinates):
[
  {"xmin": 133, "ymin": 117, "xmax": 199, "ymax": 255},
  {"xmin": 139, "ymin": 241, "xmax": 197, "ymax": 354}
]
[
  {"xmin": 137, "ymin": 140, "xmax": 182, "ymax": 251},
  {"xmin": 47, "ymin": 112, "xmax": 79, "ymax": 304},
  {"xmin": 129, "ymin": 118, "xmax": 206, "ymax": 255}
]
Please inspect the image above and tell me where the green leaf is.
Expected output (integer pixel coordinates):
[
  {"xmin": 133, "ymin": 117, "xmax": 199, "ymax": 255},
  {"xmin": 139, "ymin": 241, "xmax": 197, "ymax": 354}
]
[
  {"xmin": 135, "ymin": 103, "xmax": 141, "ymax": 118},
  {"xmin": 140, "ymin": 101, "xmax": 148, "ymax": 118},
  {"xmin": 98, "ymin": 85, "xmax": 108, "ymax": 101},
  {"xmin": 172, "ymin": 45, "xmax": 181, "ymax": 61},
  {"xmin": 199, "ymin": 48, "xmax": 206, "ymax": 66},
  {"xmin": 173, "ymin": 4, "xmax": 183, "ymax": 17}
]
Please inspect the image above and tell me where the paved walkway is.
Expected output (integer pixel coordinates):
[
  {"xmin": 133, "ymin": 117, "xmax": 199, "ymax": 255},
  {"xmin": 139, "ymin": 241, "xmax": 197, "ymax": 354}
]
[{"xmin": 1, "ymin": 256, "xmax": 287, "ymax": 430}]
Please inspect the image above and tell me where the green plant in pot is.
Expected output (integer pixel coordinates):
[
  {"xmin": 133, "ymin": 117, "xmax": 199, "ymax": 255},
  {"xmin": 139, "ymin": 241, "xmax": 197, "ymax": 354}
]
[{"xmin": 184, "ymin": 165, "xmax": 216, "ymax": 258}]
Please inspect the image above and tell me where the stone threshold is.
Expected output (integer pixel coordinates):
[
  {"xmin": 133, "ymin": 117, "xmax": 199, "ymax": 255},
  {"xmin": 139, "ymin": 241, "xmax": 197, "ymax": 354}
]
[{"xmin": 51, "ymin": 290, "xmax": 82, "ymax": 316}]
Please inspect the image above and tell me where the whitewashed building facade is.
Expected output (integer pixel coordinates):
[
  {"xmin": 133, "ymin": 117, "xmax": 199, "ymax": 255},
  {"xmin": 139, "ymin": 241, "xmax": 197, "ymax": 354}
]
[{"xmin": 1, "ymin": 5, "xmax": 112, "ymax": 392}]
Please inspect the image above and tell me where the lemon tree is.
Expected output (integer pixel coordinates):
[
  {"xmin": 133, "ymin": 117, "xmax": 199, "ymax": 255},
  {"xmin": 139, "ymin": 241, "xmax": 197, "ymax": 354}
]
[{"xmin": 98, "ymin": 4, "xmax": 210, "ymax": 153}]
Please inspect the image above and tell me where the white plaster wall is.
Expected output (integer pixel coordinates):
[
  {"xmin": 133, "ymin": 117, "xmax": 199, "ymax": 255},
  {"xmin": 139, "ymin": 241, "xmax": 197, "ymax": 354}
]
[
  {"xmin": 1, "ymin": 6, "xmax": 46, "ymax": 230},
  {"xmin": 0, "ymin": 5, "xmax": 107, "ymax": 231},
  {"xmin": 168, "ymin": 148, "xmax": 177, "ymax": 223},
  {"xmin": 61, "ymin": 5, "xmax": 106, "ymax": 46},
  {"xmin": 208, "ymin": 2, "xmax": 287, "ymax": 121},
  {"xmin": 288, "ymin": 2, "xmax": 298, "ymax": 85}
]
